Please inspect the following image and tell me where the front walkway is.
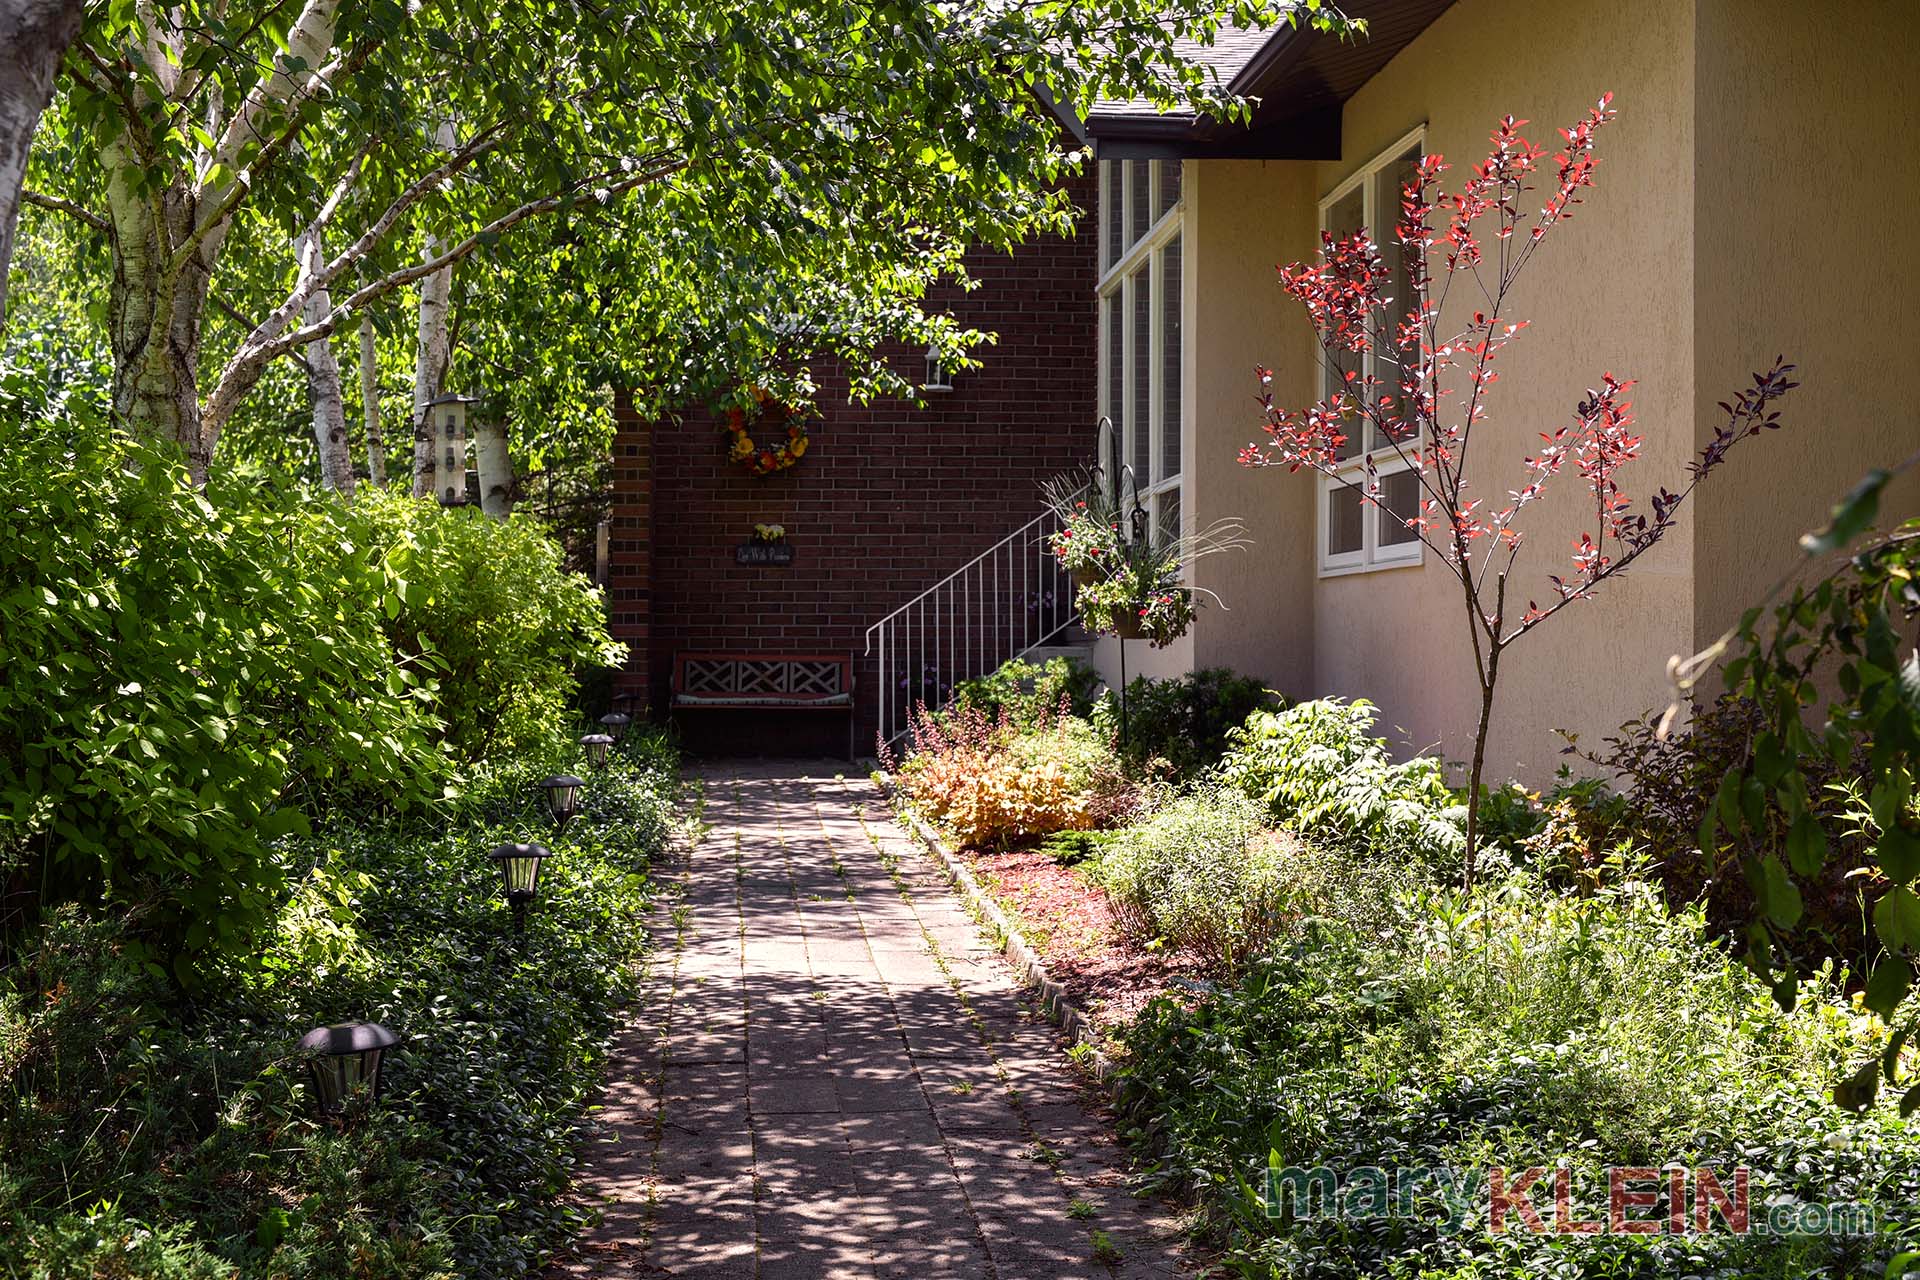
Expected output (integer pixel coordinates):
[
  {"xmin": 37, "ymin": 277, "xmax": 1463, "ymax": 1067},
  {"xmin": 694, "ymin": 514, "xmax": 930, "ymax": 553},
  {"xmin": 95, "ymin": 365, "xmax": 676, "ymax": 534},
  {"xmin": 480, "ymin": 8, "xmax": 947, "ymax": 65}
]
[{"xmin": 554, "ymin": 762, "xmax": 1190, "ymax": 1279}]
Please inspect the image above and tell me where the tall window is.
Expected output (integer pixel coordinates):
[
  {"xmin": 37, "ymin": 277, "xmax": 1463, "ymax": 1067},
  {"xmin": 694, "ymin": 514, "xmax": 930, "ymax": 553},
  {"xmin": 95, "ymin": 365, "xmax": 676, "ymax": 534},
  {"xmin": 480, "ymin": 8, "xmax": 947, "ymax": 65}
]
[
  {"xmin": 1098, "ymin": 159, "xmax": 1182, "ymax": 546},
  {"xmin": 1316, "ymin": 127, "xmax": 1425, "ymax": 576}
]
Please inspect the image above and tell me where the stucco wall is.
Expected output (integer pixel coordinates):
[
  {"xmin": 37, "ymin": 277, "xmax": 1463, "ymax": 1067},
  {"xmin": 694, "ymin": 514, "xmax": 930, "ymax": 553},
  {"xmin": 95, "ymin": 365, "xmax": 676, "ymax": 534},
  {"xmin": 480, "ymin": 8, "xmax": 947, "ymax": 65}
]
[
  {"xmin": 1145, "ymin": 0, "xmax": 1699, "ymax": 774},
  {"xmin": 1691, "ymin": 0, "xmax": 1920, "ymax": 647}
]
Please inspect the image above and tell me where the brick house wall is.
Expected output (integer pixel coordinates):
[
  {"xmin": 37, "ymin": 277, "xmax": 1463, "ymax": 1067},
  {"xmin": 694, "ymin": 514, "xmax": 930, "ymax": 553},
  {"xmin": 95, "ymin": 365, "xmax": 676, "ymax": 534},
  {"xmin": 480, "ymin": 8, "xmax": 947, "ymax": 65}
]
[{"xmin": 607, "ymin": 171, "xmax": 1097, "ymax": 755}]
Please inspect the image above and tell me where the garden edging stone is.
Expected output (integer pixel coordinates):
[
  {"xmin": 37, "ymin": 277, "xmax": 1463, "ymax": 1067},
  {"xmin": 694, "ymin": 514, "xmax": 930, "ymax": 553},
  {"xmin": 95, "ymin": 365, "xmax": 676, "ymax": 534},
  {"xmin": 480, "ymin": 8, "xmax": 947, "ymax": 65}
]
[{"xmin": 874, "ymin": 771, "xmax": 1118, "ymax": 1086}]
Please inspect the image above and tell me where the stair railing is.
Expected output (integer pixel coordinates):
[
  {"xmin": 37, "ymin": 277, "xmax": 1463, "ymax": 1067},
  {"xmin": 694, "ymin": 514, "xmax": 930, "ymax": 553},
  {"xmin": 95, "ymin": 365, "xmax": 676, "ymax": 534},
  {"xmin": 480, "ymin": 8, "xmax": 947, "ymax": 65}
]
[{"xmin": 863, "ymin": 508, "xmax": 1079, "ymax": 749}]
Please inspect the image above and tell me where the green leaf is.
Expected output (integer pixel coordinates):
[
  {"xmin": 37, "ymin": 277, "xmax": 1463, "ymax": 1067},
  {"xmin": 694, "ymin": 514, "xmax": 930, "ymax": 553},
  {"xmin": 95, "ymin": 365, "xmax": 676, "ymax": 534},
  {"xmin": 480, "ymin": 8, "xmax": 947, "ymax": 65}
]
[
  {"xmin": 1801, "ymin": 468, "xmax": 1889, "ymax": 555},
  {"xmin": 1866, "ymin": 960, "xmax": 1911, "ymax": 1019},
  {"xmin": 1758, "ymin": 855, "xmax": 1802, "ymax": 928},
  {"xmin": 1882, "ymin": 823, "xmax": 1920, "ymax": 884},
  {"xmin": 1786, "ymin": 813, "xmax": 1829, "ymax": 878},
  {"xmin": 1876, "ymin": 885, "xmax": 1920, "ymax": 953}
]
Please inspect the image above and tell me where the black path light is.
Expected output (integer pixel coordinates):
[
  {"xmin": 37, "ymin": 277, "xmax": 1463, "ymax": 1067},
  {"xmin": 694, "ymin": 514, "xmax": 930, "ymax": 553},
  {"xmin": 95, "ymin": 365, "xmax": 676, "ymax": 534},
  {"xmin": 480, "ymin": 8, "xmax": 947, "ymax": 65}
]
[
  {"xmin": 579, "ymin": 733, "xmax": 614, "ymax": 768},
  {"xmin": 490, "ymin": 841, "xmax": 550, "ymax": 930},
  {"xmin": 297, "ymin": 1021, "xmax": 398, "ymax": 1117},
  {"xmin": 598, "ymin": 710, "xmax": 632, "ymax": 740},
  {"xmin": 539, "ymin": 774, "xmax": 585, "ymax": 833}
]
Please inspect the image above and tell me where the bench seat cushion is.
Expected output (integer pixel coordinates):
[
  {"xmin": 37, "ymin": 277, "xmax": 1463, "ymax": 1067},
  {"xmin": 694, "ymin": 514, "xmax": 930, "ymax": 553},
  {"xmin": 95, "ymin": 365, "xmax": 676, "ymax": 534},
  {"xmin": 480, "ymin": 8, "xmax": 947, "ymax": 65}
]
[{"xmin": 672, "ymin": 691, "xmax": 852, "ymax": 708}]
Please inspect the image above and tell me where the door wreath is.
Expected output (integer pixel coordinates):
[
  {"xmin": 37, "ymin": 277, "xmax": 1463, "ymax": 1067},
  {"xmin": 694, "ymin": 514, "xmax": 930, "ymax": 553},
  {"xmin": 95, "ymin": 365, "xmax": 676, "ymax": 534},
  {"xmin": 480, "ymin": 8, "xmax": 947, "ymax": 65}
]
[{"xmin": 723, "ymin": 388, "xmax": 811, "ymax": 476}]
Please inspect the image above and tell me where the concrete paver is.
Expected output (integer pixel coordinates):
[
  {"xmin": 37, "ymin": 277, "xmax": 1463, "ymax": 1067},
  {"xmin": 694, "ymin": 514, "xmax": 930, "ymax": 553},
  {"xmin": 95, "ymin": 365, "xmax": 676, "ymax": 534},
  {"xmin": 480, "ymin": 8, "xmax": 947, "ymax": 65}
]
[{"xmin": 553, "ymin": 762, "xmax": 1192, "ymax": 1279}]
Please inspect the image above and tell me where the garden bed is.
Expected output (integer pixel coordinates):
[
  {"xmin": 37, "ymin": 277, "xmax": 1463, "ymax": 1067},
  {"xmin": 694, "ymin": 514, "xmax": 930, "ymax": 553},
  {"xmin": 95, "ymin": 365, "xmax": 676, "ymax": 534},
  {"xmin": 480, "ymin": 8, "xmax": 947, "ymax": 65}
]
[{"xmin": 955, "ymin": 841, "xmax": 1203, "ymax": 1036}]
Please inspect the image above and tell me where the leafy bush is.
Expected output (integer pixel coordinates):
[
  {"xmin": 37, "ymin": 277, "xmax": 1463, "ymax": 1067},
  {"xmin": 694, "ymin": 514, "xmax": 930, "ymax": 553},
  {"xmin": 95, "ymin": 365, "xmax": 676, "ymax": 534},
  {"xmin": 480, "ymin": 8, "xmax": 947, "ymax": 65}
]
[
  {"xmin": 1092, "ymin": 786, "xmax": 1294, "ymax": 971},
  {"xmin": 1562, "ymin": 695, "xmax": 1880, "ymax": 975},
  {"xmin": 0, "ymin": 410, "xmax": 446, "ymax": 975},
  {"xmin": 1217, "ymin": 698, "xmax": 1464, "ymax": 865},
  {"xmin": 0, "ymin": 727, "xmax": 679, "ymax": 1279},
  {"xmin": 887, "ymin": 701, "xmax": 1139, "ymax": 847},
  {"xmin": 350, "ymin": 491, "xmax": 626, "ymax": 761},
  {"xmin": 1113, "ymin": 871, "xmax": 1918, "ymax": 1278},
  {"xmin": 1092, "ymin": 667, "xmax": 1277, "ymax": 778},
  {"xmin": 949, "ymin": 655, "xmax": 1100, "ymax": 728}
]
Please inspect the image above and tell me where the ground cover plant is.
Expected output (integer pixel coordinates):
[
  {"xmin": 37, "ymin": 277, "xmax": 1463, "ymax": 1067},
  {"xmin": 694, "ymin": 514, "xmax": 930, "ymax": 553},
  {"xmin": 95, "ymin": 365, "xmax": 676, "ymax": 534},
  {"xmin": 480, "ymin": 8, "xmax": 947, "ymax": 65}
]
[
  {"xmin": 0, "ymin": 727, "xmax": 679, "ymax": 1279},
  {"xmin": 1112, "ymin": 869, "xmax": 1920, "ymax": 1279}
]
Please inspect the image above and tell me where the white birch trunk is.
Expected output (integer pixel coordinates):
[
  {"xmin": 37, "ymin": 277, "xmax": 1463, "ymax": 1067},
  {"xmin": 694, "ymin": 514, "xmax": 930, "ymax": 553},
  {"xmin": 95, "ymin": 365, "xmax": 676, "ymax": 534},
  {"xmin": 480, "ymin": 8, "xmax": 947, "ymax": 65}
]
[
  {"xmin": 298, "ymin": 228, "xmax": 354, "ymax": 495},
  {"xmin": 472, "ymin": 419, "xmax": 513, "ymax": 519},
  {"xmin": 0, "ymin": 0, "xmax": 84, "ymax": 324},
  {"xmin": 359, "ymin": 312, "xmax": 386, "ymax": 487},
  {"xmin": 408, "ymin": 238, "xmax": 452, "ymax": 497}
]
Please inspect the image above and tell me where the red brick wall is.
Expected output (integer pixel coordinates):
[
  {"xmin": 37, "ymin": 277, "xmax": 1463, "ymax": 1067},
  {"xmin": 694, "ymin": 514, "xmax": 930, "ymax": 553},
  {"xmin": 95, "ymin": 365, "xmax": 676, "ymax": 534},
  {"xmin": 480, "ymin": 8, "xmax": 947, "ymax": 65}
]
[{"xmin": 608, "ymin": 171, "xmax": 1097, "ymax": 754}]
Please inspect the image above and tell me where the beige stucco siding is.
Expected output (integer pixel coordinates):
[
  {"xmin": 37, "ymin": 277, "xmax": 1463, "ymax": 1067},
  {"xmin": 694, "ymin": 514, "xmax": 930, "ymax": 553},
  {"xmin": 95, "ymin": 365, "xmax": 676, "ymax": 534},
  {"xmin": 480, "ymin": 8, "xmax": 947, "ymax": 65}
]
[{"xmin": 1691, "ymin": 0, "xmax": 1920, "ymax": 648}]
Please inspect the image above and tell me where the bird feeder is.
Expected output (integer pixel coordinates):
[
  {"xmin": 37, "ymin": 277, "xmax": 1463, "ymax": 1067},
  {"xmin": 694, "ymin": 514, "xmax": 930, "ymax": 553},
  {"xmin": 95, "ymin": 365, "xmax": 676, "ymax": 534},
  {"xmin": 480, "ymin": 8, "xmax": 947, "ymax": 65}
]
[
  {"xmin": 297, "ymin": 1021, "xmax": 398, "ymax": 1117},
  {"xmin": 426, "ymin": 393, "xmax": 478, "ymax": 506}
]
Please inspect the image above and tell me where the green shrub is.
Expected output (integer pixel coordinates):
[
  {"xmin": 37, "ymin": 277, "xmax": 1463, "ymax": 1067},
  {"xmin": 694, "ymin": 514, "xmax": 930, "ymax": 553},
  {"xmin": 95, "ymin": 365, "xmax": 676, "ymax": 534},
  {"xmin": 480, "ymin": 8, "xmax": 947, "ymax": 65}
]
[
  {"xmin": 351, "ymin": 490, "xmax": 626, "ymax": 761},
  {"xmin": 1092, "ymin": 667, "xmax": 1277, "ymax": 778},
  {"xmin": 0, "ymin": 410, "xmax": 446, "ymax": 976},
  {"xmin": 0, "ymin": 727, "xmax": 679, "ymax": 1280},
  {"xmin": 949, "ymin": 656, "xmax": 1100, "ymax": 728},
  {"xmin": 1217, "ymin": 698, "xmax": 1464, "ymax": 866},
  {"xmin": 1091, "ymin": 786, "xmax": 1290, "ymax": 971},
  {"xmin": 1113, "ymin": 872, "xmax": 1916, "ymax": 1278}
]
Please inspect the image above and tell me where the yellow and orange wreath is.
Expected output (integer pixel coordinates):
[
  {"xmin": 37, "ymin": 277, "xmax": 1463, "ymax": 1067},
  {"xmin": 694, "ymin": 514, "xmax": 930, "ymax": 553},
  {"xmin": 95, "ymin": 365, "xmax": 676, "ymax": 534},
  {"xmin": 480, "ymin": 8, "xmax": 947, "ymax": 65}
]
[{"xmin": 723, "ymin": 388, "xmax": 811, "ymax": 476}]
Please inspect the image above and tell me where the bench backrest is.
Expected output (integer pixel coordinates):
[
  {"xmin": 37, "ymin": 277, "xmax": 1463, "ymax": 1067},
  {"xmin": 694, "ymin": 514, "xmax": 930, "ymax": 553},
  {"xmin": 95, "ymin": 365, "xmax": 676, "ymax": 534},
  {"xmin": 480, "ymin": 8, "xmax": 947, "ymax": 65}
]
[{"xmin": 672, "ymin": 653, "xmax": 852, "ymax": 702}]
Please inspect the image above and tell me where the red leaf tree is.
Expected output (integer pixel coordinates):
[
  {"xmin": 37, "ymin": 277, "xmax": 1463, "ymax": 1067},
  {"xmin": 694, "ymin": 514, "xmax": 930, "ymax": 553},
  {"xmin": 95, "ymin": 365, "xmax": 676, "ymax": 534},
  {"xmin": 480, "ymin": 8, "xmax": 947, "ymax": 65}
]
[{"xmin": 1242, "ymin": 95, "xmax": 1797, "ymax": 881}]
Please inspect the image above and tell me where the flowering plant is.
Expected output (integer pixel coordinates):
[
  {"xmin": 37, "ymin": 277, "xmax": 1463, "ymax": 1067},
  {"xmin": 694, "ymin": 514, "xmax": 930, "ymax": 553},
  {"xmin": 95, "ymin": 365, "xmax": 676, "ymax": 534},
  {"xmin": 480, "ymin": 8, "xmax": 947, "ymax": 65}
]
[
  {"xmin": 723, "ymin": 387, "xmax": 811, "ymax": 475},
  {"xmin": 751, "ymin": 523, "xmax": 787, "ymax": 543},
  {"xmin": 1043, "ymin": 476, "xmax": 1243, "ymax": 649},
  {"xmin": 1240, "ymin": 94, "xmax": 1794, "ymax": 879}
]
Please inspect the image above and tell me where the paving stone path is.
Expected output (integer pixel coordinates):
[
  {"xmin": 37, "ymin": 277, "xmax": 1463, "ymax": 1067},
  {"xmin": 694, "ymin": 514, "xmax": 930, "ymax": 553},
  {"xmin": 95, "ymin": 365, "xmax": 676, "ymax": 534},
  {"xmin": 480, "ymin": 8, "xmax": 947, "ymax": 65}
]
[{"xmin": 552, "ymin": 761, "xmax": 1193, "ymax": 1279}]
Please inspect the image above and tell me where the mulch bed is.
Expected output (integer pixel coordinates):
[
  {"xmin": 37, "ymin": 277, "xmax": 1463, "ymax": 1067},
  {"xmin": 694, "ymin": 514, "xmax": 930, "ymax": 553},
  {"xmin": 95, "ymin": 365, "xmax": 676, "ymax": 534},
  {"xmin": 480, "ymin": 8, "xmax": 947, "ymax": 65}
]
[{"xmin": 957, "ymin": 842, "xmax": 1206, "ymax": 1037}]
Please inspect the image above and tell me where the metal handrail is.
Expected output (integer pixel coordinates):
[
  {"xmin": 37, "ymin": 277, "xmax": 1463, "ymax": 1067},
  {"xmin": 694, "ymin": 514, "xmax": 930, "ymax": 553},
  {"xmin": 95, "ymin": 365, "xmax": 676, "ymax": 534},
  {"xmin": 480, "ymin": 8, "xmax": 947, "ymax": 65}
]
[{"xmin": 863, "ymin": 508, "xmax": 1081, "ymax": 748}]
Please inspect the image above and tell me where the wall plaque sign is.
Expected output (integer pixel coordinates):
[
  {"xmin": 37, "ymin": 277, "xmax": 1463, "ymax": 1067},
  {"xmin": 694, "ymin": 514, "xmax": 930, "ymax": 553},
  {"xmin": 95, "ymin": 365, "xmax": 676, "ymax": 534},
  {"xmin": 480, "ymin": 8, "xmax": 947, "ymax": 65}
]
[{"xmin": 735, "ymin": 542, "xmax": 795, "ymax": 566}]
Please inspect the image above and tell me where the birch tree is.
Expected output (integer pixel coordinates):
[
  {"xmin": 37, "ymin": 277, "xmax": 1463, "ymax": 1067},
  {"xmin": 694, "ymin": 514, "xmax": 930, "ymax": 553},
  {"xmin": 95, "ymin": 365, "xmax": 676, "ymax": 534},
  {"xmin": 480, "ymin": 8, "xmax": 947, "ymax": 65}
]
[
  {"xmin": 0, "ymin": 0, "xmax": 84, "ymax": 324},
  {"xmin": 21, "ymin": 0, "xmax": 1356, "ymax": 482}
]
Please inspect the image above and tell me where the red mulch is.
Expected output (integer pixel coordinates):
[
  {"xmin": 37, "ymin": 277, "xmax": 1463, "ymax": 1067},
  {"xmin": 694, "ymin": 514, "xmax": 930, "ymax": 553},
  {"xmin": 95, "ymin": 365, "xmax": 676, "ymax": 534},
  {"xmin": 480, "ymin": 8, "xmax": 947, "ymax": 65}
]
[{"xmin": 958, "ymin": 842, "xmax": 1205, "ymax": 1034}]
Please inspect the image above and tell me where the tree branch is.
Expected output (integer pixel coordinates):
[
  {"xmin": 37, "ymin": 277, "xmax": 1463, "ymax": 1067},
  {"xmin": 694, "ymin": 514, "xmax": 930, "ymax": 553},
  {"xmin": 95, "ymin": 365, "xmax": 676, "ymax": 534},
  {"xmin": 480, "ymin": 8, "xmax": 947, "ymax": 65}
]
[{"xmin": 21, "ymin": 190, "xmax": 109, "ymax": 233}]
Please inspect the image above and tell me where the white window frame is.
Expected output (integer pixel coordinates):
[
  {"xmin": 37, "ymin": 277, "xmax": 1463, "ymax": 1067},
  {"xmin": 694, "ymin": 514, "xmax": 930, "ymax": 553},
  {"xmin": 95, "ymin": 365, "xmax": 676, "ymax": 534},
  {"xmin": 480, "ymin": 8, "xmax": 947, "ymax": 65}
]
[
  {"xmin": 1097, "ymin": 158, "xmax": 1183, "ymax": 552},
  {"xmin": 1316, "ymin": 124, "xmax": 1427, "ymax": 578}
]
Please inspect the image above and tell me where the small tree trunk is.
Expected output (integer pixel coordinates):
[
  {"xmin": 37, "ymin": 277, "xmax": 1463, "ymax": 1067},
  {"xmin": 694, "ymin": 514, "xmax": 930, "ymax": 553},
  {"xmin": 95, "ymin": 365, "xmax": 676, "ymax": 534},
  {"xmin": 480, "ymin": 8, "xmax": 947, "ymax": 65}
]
[
  {"xmin": 408, "ymin": 238, "xmax": 452, "ymax": 497},
  {"xmin": 0, "ymin": 0, "xmax": 85, "ymax": 325},
  {"xmin": 359, "ymin": 313, "xmax": 386, "ymax": 487},
  {"xmin": 298, "ymin": 230, "xmax": 354, "ymax": 496},
  {"xmin": 472, "ymin": 419, "xmax": 513, "ymax": 519},
  {"xmin": 1462, "ymin": 668, "xmax": 1498, "ymax": 888}
]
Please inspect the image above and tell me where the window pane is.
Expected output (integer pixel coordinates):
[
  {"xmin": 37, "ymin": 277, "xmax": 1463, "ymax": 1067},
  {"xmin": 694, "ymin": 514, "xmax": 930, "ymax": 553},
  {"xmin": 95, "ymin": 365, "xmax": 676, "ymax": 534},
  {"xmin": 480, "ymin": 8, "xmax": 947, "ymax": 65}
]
[
  {"xmin": 1324, "ymin": 185, "xmax": 1367, "ymax": 457},
  {"xmin": 1370, "ymin": 145, "xmax": 1423, "ymax": 450},
  {"xmin": 1130, "ymin": 264, "xmax": 1149, "ymax": 483},
  {"xmin": 1328, "ymin": 480, "xmax": 1364, "ymax": 556},
  {"xmin": 1156, "ymin": 490, "xmax": 1181, "ymax": 553},
  {"xmin": 1160, "ymin": 234, "xmax": 1181, "ymax": 484},
  {"xmin": 1105, "ymin": 293, "xmax": 1123, "ymax": 448},
  {"xmin": 1378, "ymin": 468, "xmax": 1421, "ymax": 547},
  {"xmin": 1129, "ymin": 159, "xmax": 1150, "ymax": 250},
  {"xmin": 1102, "ymin": 160, "xmax": 1120, "ymax": 273},
  {"xmin": 1157, "ymin": 159, "xmax": 1181, "ymax": 221}
]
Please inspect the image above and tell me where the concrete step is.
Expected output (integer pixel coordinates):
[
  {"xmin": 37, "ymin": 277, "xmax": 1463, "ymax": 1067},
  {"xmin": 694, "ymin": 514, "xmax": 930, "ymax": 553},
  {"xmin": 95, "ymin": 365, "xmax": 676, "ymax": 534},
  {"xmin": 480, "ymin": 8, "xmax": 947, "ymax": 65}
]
[{"xmin": 1023, "ymin": 644, "xmax": 1096, "ymax": 666}]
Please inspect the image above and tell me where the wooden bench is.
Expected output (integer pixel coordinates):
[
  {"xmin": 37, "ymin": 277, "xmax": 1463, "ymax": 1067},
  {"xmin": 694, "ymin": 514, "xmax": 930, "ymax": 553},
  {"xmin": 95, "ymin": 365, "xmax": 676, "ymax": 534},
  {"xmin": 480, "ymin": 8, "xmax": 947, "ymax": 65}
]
[{"xmin": 670, "ymin": 653, "xmax": 856, "ymax": 759}]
